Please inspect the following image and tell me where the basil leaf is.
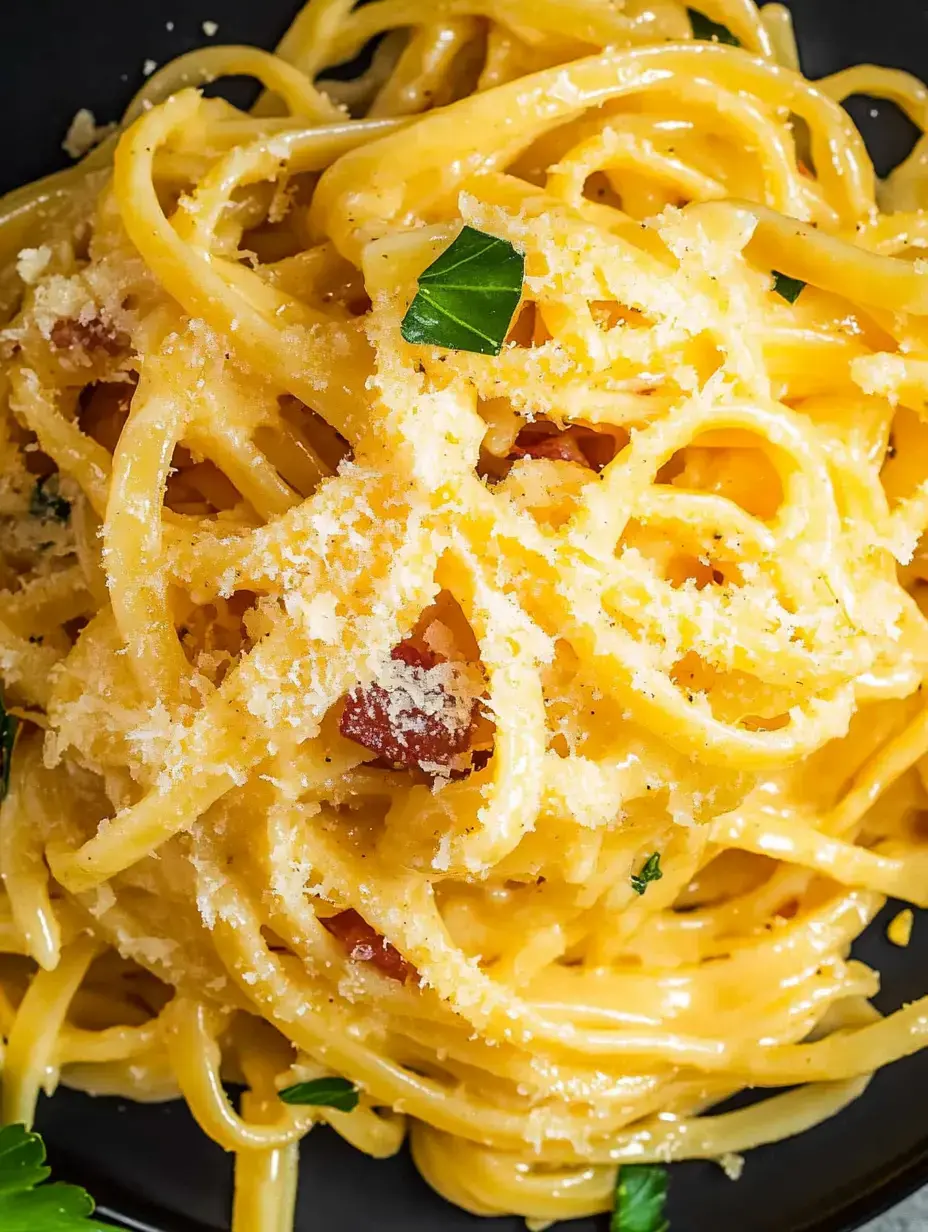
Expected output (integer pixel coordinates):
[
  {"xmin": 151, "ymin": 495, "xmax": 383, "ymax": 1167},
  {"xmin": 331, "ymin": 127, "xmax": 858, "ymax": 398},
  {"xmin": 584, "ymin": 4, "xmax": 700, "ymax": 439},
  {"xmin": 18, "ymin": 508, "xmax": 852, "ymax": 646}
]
[
  {"xmin": 30, "ymin": 475, "xmax": 70, "ymax": 523},
  {"xmin": 401, "ymin": 225, "xmax": 525, "ymax": 356},
  {"xmin": 279, "ymin": 1077, "xmax": 360, "ymax": 1111},
  {"xmin": 630, "ymin": 852, "xmax": 663, "ymax": 896},
  {"xmin": 0, "ymin": 1125, "xmax": 111, "ymax": 1229},
  {"xmin": 687, "ymin": 9, "xmax": 740, "ymax": 45},
  {"xmin": 0, "ymin": 690, "xmax": 18, "ymax": 804},
  {"xmin": 612, "ymin": 1164, "xmax": 670, "ymax": 1232},
  {"xmin": 772, "ymin": 271, "xmax": 806, "ymax": 304}
]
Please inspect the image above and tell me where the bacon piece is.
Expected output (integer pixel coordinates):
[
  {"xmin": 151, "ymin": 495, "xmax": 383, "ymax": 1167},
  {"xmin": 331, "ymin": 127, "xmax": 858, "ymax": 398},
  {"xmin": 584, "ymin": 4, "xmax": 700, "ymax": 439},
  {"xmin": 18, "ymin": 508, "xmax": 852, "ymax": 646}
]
[
  {"xmin": 339, "ymin": 642, "xmax": 476, "ymax": 770},
  {"xmin": 511, "ymin": 424, "xmax": 616, "ymax": 473},
  {"xmin": 51, "ymin": 316, "xmax": 128, "ymax": 356},
  {"xmin": 346, "ymin": 293, "xmax": 372, "ymax": 317},
  {"xmin": 321, "ymin": 909, "xmax": 415, "ymax": 983}
]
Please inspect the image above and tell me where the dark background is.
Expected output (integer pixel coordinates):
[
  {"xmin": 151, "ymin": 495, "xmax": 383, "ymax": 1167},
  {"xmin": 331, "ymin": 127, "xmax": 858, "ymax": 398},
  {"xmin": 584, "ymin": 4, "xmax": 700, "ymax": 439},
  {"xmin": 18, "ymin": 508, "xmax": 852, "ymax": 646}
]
[{"xmin": 2, "ymin": 2, "xmax": 927, "ymax": 1229}]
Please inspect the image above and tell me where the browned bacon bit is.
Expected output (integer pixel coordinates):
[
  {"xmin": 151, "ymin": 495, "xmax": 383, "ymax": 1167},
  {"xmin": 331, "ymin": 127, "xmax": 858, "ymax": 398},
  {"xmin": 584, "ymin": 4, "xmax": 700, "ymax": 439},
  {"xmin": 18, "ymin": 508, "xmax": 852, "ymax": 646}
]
[
  {"xmin": 321, "ymin": 909, "xmax": 415, "ymax": 983},
  {"xmin": 346, "ymin": 293, "xmax": 372, "ymax": 317},
  {"xmin": 339, "ymin": 642, "xmax": 476, "ymax": 770},
  {"xmin": 511, "ymin": 424, "xmax": 617, "ymax": 473},
  {"xmin": 50, "ymin": 316, "xmax": 128, "ymax": 356}
]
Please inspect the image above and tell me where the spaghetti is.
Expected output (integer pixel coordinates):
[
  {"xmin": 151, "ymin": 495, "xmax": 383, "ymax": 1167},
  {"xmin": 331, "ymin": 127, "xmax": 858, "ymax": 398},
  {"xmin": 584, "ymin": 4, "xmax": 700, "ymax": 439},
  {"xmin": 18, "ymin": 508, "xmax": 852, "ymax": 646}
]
[{"xmin": 2, "ymin": 1, "xmax": 928, "ymax": 1227}]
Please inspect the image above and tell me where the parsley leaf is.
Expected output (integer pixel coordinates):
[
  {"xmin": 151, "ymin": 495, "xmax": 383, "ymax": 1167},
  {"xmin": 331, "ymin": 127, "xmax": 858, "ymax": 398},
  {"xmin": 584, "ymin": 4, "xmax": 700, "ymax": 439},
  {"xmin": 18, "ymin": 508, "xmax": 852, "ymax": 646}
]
[
  {"xmin": 0, "ymin": 690, "xmax": 18, "ymax": 804},
  {"xmin": 279, "ymin": 1077, "xmax": 360, "ymax": 1111},
  {"xmin": 401, "ymin": 225, "xmax": 525, "ymax": 356},
  {"xmin": 0, "ymin": 1122, "xmax": 51, "ymax": 1192},
  {"xmin": 0, "ymin": 1124, "xmax": 112, "ymax": 1229},
  {"xmin": 612, "ymin": 1164, "xmax": 670, "ymax": 1232},
  {"xmin": 30, "ymin": 476, "xmax": 71, "ymax": 523},
  {"xmin": 630, "ymin": 852, "xmax": 663, "ymax": 896},
  {"xmin": 687, "ymin": 9, "xmax": 740, "ymax": 45},
  {"xmin": 772, "ymin": 271, "xmax": 806, "ymax": 304}
]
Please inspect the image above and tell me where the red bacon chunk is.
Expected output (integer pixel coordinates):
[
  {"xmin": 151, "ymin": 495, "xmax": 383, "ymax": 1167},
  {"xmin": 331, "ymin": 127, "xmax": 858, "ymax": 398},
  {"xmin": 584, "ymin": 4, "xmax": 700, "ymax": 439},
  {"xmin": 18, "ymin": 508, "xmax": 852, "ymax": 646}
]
[
  {"xmin": 51, "ymin": 316, "xmax": 128, "ymax": 356},
  {"xmin": 321, "ymin": 909, "xmax": 415, "ymax": 984},
  {"xmin": 339, "ymin": 642, "xmax": 476, "ymax": 770},
  {"xmin": 511, "ymin": 424, "xmax": 616, "ymax": 473}
]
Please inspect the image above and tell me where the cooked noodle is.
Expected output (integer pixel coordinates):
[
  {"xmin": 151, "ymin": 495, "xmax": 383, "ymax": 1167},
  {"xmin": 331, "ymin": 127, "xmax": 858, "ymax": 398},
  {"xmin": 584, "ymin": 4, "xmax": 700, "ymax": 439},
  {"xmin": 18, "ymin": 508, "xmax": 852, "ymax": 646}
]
[{"xmin": 2, "ymin": 2, "xmax": 928, "ymax": 1227}]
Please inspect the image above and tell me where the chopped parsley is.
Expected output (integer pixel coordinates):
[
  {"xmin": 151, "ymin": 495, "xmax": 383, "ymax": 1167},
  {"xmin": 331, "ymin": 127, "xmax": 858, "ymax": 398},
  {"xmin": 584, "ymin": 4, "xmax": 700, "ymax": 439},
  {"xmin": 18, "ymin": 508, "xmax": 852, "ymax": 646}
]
[
  {"xmin": 687, "ymin": 9, "xmax": 740, "ymax": 45},
  {"xmin": 772, "ymin": 271, "xmax": 806, "ymax": 304},
  {"xmin": 0, "ymin": 690, "xmax": 17, "ymax": 803},
  {"xmin": 278, "ymin": 1076, "xmax": 360, "ymax": 1111},
  {"xmin": 29, "ymin": 476, "xmax": 70, "ymax": 523},
  {"xmin": 400, "ymin": 225, "xmax": 525, "ymax": 356},
  {"xmin": 630, "ymin": 852, "xmax": 663, "ymax": 896},
  {"xmin": 612, "ymin": 1164, "xmax": 670, "ymax": 1232},
  {"xmin": 0, "ymin": 1123, "xmax": 112, "ymax": 1229}
]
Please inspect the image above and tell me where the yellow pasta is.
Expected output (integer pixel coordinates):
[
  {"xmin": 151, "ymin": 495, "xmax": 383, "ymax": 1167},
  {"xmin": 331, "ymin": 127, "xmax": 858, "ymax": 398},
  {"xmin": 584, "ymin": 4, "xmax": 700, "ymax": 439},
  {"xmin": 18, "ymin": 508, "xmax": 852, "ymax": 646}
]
[{"xmin": 2, "ymin": 2, "xmax": 928, "ymax": 1228}]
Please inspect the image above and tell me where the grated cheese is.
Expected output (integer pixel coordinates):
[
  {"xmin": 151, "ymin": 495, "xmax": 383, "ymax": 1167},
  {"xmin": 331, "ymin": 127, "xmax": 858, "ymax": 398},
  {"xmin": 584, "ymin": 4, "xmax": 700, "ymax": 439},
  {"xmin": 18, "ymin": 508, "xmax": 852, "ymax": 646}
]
[
  {"xmin": 62, "ymin": 108, "xmax": 115, "ymax": 160},
  {"xmin": 15, "ymin": 246, "xmax": 52, "ymax": 285}
]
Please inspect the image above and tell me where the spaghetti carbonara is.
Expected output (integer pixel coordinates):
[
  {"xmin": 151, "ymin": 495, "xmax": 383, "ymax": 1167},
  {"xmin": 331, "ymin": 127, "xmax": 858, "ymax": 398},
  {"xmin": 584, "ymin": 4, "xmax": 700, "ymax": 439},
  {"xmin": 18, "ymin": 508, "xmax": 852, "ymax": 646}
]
[{"xmin": 2, "ymin": 2, "xmax": 928, "ymax": 1228}]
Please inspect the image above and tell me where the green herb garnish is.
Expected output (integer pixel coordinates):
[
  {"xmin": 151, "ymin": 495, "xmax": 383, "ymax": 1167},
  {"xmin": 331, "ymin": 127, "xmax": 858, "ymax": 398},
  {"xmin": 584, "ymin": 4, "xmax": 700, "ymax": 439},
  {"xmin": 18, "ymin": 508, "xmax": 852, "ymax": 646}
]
[
  {"xmin": 688, "ymin": 9, "xmax": 740, "ymax": 45},
  {"xmin": 29, "ymin": 476, "xmax": 70, "ymax": 523},
  {"xmin": 630, "ymin": 852, "xmax": 663, "ymax": 896},
  {"xmin": 0, "ymin": 691, "xmax": 17, "ymax": 804},
  {"xmin": 279, "ymin": 1077, "xmax": 360, "ymax": 1111},
  {"xmin": 0, "ymin": 1123, "xmax": 112, "ymax": 1229},
  {"xmin": 772, "ymin": 271, "xmax": 806, "ymax": 304},
  {"xmin": 612, "ymin": 1164, "xmax": 670, "ymax": 1232},
  {"xmin": 400, "ymin": 225, "xmax": 525, "ymax": 356}
]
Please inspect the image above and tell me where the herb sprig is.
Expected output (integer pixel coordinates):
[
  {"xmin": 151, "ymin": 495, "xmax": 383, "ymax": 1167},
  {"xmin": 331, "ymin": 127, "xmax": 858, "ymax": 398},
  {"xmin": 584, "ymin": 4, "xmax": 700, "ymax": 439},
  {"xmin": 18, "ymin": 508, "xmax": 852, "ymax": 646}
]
[
  {"xmin": 29, "ymin": 476, "xmax": 70, "ymax": 523},
  {"xmin": 772, "ymin": 271, "xmax": 806, "ymax": 304},
  {"xmin": 630, "ymin": 852, "xmax": 663, "ymax": 896},
  {"xmin": 0, "ymin": 1123, "xmax": 112, "ymax": 1230},
  {"xmin": 612, "ymin": 1164, "xmax": 670, "ymax": 1232},
  {"xmin": 279, "ymin": 1076, "xmax": 360, "ymax": 1112},
  {"xmin": 401, "ymin": 226, "xmax": 525, "ymax": 356}
]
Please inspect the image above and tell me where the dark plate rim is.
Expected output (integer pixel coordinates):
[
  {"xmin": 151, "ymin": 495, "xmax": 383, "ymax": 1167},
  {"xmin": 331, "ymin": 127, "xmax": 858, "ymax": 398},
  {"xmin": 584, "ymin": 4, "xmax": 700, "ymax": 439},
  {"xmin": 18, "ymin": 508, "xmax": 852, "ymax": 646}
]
[
  {"xmin": 800, "ymin": 1142, "xmax": 928, "ymax": 1232},
  {"xmin": 51, "ymin": 1125, "xmax": 928, "ymax": 1232}
]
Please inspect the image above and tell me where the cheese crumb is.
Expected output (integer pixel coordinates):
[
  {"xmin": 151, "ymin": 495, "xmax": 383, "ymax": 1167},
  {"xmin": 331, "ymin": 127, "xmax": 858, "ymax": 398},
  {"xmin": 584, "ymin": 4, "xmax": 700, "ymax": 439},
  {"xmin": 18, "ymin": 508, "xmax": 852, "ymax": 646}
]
[
  {"xmin": 887, "ymin": 908, "xmax": 914, "ymax": 948},
  {"xmin": 16, "ymin": 246, "xmax": 52, "ymax": 285},
  {"xmin": 62, "ymin": 109, "xmax": 115, "ymax": 159},
  {"xmin": 717, "ymin": 1152, "xmax": 745, "ymax": 1181},
  {"xmin": 142, "ymin": 59, "xmax": 158, "ymax": 77},
  {"xmin": 202, "ymin": 20, "xmax": 219, "ymax": 36}
]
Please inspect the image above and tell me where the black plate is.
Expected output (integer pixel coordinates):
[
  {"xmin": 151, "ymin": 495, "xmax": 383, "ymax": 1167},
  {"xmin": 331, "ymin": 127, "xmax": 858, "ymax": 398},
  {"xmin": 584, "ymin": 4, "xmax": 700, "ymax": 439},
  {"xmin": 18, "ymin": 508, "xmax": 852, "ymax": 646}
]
[{"xmin": 3, "ymin": 3, "xmax": 927, "ymax": 1229}]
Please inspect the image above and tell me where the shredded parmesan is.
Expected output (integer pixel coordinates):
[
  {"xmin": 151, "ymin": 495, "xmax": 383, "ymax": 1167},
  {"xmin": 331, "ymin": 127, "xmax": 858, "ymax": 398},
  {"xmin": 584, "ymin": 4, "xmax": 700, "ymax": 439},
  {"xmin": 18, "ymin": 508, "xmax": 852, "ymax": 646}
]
[
  {"xmin": 15, "ymin": 246, "xmax": 52, "ymax": 285},
  {"xmin": 62, "ymin": 108, "xmax": 115, "ymax": 160}
]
